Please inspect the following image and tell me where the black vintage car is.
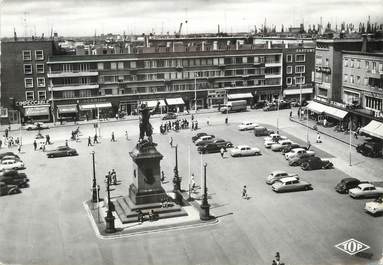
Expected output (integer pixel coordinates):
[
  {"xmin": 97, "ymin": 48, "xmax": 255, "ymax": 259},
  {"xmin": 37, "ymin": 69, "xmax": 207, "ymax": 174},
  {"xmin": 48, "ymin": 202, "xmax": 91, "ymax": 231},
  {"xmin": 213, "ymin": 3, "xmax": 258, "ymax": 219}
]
[
  {"xmin": 198, "ymin": 143, "xmax": 223, "ymax": 154},
  {"xmin": 251, "ymin": 100, "xmax": 267, "ymax": 109},
  {"xmin": 0, "ymin": 182, "xmax": 21, "ymax": 195},
  {"xmin": 0, "ymin": 170, "xmax": 29, "ymax": 188},
  {"xmin": 288, "ymin": 156, "xmax": 312, "ymax": 166},
  {"xmin": 0, "ymin": 152, "xmax": 20, "ymax": 160},
  {"xmin": 212, "ymin": 138, "xmax": 233, "ymax": 149},
  {"xmin": 356, "ymin": 141, "xmax": 382, "ymax": 158},
  {"xmin": 192, "ymin": 132, "xmax": 208, "ymax": 142},
  {"xmin": 335, "ymin": 177, "xmax": 368, "ymax": 194},
  {"xmin": 301, "ymin": 157, "xmax": 333, "ymax": 170},
  {"xmin": 46, "ymin": 146, "xmax": 78, "ymax": 158}
]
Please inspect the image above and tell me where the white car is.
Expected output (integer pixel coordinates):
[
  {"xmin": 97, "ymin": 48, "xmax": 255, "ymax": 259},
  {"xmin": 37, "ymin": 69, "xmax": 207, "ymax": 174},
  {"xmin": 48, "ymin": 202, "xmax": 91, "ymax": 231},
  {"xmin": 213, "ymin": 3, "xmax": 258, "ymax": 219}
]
[
  {"xmin": 270, "ymin": 140, "xmax": 294, "ymax": 151},
  {"xmin": 23, "ymin": 122, "xmax": 49, "ymax": 131},
  {"xmin": 0, "ymin": 159, "xmax": 25, "ymax": 171},
  {"xmin": 349, "ymin": 184, "xmax": 383, "ymax": 199},
  {"xmin": 230, "ymin": 145, "xmax": 261, "ymax": 157},
  {"xmin": 238, "ymin": 122, "xmax": 258, "ymax": 131},
  {"xmin": 195, "ymin": 135, "xmax": 214, "ymax": 145},
  {"xmin": 266, "ymin": 170, "xmax": 299, "ymax": 185},
  {"xmin": 364, "ymin": 197, "xmax": 383, "ymax": 215},
  {"xmin": 285, "ymin": 148, "xmax": 315, "ymax": 160},
  {"xmin": 264, "ymin": 134, "xmax": 287, "ymax": 142},
  {"xmin": 264, "ymin": 139, "xmax": 277, "ymax": 148}
]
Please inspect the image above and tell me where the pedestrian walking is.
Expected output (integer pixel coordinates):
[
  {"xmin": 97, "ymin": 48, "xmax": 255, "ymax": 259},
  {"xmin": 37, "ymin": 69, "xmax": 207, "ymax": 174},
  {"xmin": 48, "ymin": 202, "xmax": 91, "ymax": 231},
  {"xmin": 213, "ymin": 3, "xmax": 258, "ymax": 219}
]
[
  {"xmin": 289, "ymin": 110, "xmax": 292, "ymax": 118},
  {"xmin": 225, "ymin": 117, "xmax": 228, "ymax": 125},
  {"xmin": 42, "ymin": 143, "xmax": 46, "ymax": 152},
  {"xmin": 33, "ymin": 140, "xmax": 37, "ymax": 151},
  {"xmin": 111, "ymin": 169, "xmax": 117, "ymax": 185},
  {"xmin": 207, "ymin": 118, "xmax": 210, "ymax": 126},
  {"xmin": 190, "ymin": 173, "xmax": 196, "ymax": 191},
  {"xmin": 316, "ymin": 132, "xmax": 322, "ymax": 143},
  {"xmin": 125, "ymin": 130, "xmax": 129, "ymax": 140},
  {"xmin": 0, "ymin": 139, "xmax": 2, "ymax": 149},
  {"xmin": 272, "ymin": 260, "xmax": 277, "ymax": 265},
  {"xmin": 220, "ymin": 147, "xmax": 225, "ymax": 158},
  {"xmin": 275, "ymin": 252, "xmax": 280, "ymax": 263},
  {"xmin": 88, "ymin": 136, "xmax": 93, "ymax": 146},
  {"xmin": 323, "ymin": 118, "xmax": 327, "ymax": 127},
  {"xmin": 65, "ymin": 140, "xmax": 68, "ymax": 147},
  {"xmin": 5, "ymin": 128, "xmax": 9, "ymax": 138},
  {"xmin": 242, "ymin": 185, "xmax": 248, "ymax": 199},
  {"xmin": 111, "ymin": 132, "xmax": 116, "ymax": 142},
  {"xmin": 94, "ymin": 134, "xmax": 99, "ymax": 144},
  {"xmin": 17, "ymin": 144, "xmax": 21, "ymax": 153},
  {"xmin": 161, "ymin": 171, "xmax": 165, "ymax": 183},
  {"xmin": 169, "ymin": 137, "xmax": 173, "ymax": 147}
]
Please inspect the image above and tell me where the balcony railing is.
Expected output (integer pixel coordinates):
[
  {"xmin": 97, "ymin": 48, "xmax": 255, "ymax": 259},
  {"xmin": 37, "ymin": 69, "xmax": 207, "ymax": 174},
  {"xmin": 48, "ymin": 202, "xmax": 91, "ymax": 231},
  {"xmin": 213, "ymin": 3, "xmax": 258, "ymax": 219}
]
[
  {"xmin": 49, "ymin": 83, "xmax": 99, "ymax": 91},
  {"xmin": 47, "ymin": 70, "xmax": 99, "ymax": 78}
]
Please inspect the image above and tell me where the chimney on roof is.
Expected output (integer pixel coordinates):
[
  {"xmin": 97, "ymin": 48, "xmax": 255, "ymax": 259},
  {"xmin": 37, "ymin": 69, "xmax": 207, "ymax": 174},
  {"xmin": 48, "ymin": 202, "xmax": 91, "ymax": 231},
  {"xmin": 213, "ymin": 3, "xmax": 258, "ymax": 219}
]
[{"xmin": 361, "ymin": 34, "xmax": 368, "ymax": 52}]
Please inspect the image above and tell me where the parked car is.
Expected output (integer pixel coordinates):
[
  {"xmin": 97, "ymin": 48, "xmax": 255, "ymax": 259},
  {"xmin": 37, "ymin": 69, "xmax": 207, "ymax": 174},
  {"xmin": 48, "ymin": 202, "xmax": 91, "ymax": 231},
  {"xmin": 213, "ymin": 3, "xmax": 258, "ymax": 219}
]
[
  {"xmin": 281, "ymin": 143, "xmax": 306, "ymax": 154},
  {"xmin": 212, "ymin": 139, "xmax": 233, "ymax": 149},
  {"xmin": 356, "ymin": 141, "xmax": 382, "ymax": 158},
  {"xmin": 335, "ymin": 178, "xmax": 368, "ymax": 194},
  {"xmin": 301, "ymin": 157, "xmax": 333, "ymax": 170},
  {"xmin": 238, "ymin": 121, "xmax": 258, "ymax": 131},
  {"xmin": 263, "ymin": 103, "xmax": 278, "ymax": 111},
  {"xmin": 288, "ymin": 155, "xmax": 313, "ymax": 166},
  {"xmin": 198, "ymin": 143, "xmax": 222, "ymax": 154},
  {"xmin": 0, "ymin": 152, "xmax": 20, "ymax": 160},
  {"xmin": 0, "ymin": 159, "xmax": 25, "ymax": 171},
  {"xmin": 23, "ymin": 122, "xmax": 49, "ymax": 131},
  {"xmin": 266, "ymin": 171, "xmax": 299, "ymax": 185},
  {"xmin": 46, "ymin": 146, "xmax": 78, "ymax": 158},
  {"xmin": 254, "ymin": 126, "xmax": 274, "ymax": 136},
  {"xmin": 285, "ymin": 148, "xmax": 315, "ymax": 160},
  {"xmin": 0, "ymin": 170, "xmax": 29, "ymax": 188},
  {"xmin": 162, "ymin": 112, "xmax": 177, "ymax": 120},
  {"xmin": 0, "ymin": 182, "xmax": 21, "ymax": 196},
  {"xmin": 349, "ymin": 184, "xmax": 383, "ymax": 199},
  {"xmin": 364, "ymin": 197, "xmax": 383, "ymax": 215},
  {"xmin": 195, "ymin": 135, "xmax": 215, "ymax": 146},
  {"xmin": 251, "ymin": 100, "xmax": 267, "ymax": 109},
  {"xmin": 220, "ymin": 100, "xmax": 247, "ymax": 113},
  {"xmin": 279, "ymin": 101, "xmax": 292, "ymax": 110},
  {"xmin": 264, "ymin": 139, "xmax": 277, "ymax": 148},
  {"xmin": 271, "ymin": 176, "xmax": 312, "ymax": 192},
  {"xmin": 230, "ymin": 145, "xmax": 261, "ymax": 157},
  {"xmin": 264, "ymin": 134, "xmax": 288, "ymax": 142},
  {"xmin": 271, "ymin": 140, "xmax": 295, "ymax": 152},
  {"xmin": 192, "ymin": 132, "xmax": 208, "ymax": 142}
]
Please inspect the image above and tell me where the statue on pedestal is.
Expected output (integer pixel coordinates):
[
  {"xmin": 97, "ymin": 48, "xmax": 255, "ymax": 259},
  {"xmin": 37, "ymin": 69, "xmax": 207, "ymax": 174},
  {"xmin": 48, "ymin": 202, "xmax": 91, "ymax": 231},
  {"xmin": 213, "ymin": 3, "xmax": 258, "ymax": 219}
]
[{"xmin": 137, "ymin": 101, "xmax": 160, "ymax": 149}]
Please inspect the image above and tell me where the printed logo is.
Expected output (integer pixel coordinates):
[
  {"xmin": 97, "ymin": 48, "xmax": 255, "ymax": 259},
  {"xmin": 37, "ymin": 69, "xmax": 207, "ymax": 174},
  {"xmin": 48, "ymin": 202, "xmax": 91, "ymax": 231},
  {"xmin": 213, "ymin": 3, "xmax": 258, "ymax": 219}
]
[{"xmin": 335, "ymin": 239, "xmax": 370, "ymax": 255}]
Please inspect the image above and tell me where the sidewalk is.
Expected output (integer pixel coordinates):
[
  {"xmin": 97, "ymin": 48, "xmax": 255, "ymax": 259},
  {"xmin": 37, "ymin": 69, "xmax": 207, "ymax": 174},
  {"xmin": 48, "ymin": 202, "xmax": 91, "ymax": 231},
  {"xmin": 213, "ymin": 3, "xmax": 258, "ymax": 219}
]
[{"xmin": 0, "ymin": 108, "xmax": 219, "ymax": 133}]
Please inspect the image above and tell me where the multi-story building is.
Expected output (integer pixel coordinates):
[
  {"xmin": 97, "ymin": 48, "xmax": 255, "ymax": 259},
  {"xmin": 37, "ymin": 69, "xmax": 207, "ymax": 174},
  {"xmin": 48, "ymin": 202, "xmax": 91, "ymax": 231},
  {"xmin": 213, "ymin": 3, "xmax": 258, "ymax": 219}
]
[
  {"xmin": 282, "ymin": 46, "xmax": 315, "ymax": 102},
  {"xmin": 0, "ymin": 40, "xmax": 57, "ymax": 122},
  {"xmin": 342, "ymin": 51, "xmax": 383, "ymax": 127},
  {"xmin": 46, "ymin": 46, "xmax": 283, "ymax": 121}
]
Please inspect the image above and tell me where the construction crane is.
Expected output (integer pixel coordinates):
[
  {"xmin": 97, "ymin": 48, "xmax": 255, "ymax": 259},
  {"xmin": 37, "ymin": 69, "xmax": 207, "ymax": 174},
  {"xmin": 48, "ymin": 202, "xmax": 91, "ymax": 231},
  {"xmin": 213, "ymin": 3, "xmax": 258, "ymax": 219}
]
[{"xmin": 175, "ymin": 22, "xmax": 183, "ymax": 38}]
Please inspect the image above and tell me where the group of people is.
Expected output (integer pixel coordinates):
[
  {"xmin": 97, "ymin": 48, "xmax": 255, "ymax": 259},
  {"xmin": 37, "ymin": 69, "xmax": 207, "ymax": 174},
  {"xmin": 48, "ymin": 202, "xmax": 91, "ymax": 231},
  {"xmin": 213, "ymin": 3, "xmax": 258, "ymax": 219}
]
[
  {"xmin": 160, "ymin": 119, "xmax": 190, "ymax": 134},
  {"xmin": 70, "ymin": 127, "xmax": 81, "ymax": 141},
  {"xmin": 105, "ymin": 169, "xmax": 118, "ymax": 185},
  {"xmin": 32, "ymin": 134, "xmax": 52, "ymax": 151}
]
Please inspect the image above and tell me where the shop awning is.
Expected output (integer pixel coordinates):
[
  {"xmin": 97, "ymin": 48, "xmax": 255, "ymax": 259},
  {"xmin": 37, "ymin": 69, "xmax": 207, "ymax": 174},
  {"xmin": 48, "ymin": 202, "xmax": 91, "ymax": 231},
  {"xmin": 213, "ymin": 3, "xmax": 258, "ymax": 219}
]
[
  {"xmin": 283, "ymin": 88, "xmax": 313, "ymax": 96},
  {"xmin": 143, "ymin": 100, "xmax": 166, "ymax": 108},
  {"xmin": 306, "ymin": 101, "xmax": 348, "ymax": 120},
  {"xmin": 166, "ymin": 98, "xmax": 185, "ymax": 105},
  {"xmin": 227, "ymin": 93, "xmax": 253, "ymax": 100},
  {"xmin": 57, "ymin": 104, "xmax": 78, "ymax": 114},
  {"xmin": 360, "ymin": 120, "xmax": 383, "ymax": 140},
  {"xmin": 79, "ymin": 102, "xmax": 112, "ymax": 110},
  {"xmin": 24, "ymin": 105, "xmax": 50, "ymax": 116}
]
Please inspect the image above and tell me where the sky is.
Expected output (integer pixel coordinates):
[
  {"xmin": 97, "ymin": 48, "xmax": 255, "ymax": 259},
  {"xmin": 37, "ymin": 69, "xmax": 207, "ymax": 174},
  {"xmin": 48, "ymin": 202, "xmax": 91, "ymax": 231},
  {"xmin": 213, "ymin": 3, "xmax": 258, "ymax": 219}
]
[{"xmin": 0, "ymin": 0, "xmax": 382, "ymax": 37}]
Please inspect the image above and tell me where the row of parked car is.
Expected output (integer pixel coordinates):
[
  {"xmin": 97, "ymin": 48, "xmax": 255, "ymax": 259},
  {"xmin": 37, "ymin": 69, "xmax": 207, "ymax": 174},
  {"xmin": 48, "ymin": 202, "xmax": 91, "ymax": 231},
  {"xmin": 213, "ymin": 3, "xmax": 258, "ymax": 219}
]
[
  {"xmin": 0, "ymin": 152, "xmax": 29, "ymax": 196},
  {"xmin": 192, "ymin": 132, "xmax": 261, "ymax": 157}
]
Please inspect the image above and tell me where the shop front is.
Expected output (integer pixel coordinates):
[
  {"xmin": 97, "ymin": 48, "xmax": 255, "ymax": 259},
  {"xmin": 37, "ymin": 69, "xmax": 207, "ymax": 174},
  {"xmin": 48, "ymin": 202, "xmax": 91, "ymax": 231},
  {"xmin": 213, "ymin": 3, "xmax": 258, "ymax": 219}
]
[
  {"xmin": 306, "ymin": 101, "xmax": 349, "ymax": 128},
  {"xmin": 119, "ymin": 100, "xmax": 138, "ymax": 116},
  {"xmin": 165, "ymin": 98, "xmax": 185, "ymax": 113},
  {"xmin": 23, "ymin": 105, "xmax": 50, "ymax": 123},
  {"xmin": 283, "ymin": 87, "xmax": 313, "ymax": 102},
  {"xmin": 142, "ymin": 99, "xmax": 166, "ymax": 114},
  {"xmin": 227, "ymin": 93, "xmax": 254, "ymax": 105},
  {"xmin": 57, "ymin": 104, "xmax": 78, "ymax": 122},
  {"xmin": 79, "ymin": 102, "xmax": 112, "ymax": 120}
]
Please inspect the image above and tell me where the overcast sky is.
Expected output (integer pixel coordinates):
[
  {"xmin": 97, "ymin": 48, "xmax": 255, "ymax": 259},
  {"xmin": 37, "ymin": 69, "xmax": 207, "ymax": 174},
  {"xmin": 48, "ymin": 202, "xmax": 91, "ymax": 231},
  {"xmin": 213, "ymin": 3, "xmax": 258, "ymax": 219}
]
[{"xmin": 1, "ymin": 0, "xmax": 382, "ymax": 37}]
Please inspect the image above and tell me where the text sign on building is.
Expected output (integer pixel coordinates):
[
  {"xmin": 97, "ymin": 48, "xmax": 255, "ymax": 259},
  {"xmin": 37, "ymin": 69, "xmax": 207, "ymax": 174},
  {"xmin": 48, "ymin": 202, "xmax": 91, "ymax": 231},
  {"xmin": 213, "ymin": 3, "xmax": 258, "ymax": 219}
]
[
  {"xmin": 16, "ymin": 100, "xmax": 48, "ymax": 107},
  {"xmin": 295, "ymin": 48, "xmax": 315, "ymax": 53}
]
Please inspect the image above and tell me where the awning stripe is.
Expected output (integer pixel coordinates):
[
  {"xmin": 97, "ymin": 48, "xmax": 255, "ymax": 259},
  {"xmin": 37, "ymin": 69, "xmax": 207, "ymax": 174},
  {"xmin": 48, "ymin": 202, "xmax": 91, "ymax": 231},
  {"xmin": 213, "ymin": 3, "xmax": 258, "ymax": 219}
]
[
  {"xmin": 57, "ymin": 104, "xmax": 78, "ymax": 114},
  {"xmin": 227, "ymin": 93, "xmax": 253, "ymax": 100},
  {"xmin": 360, "ymin": 120, "xmax": 383, "ymax": 140},
  {"xmin": 24, "ymin": 106, "xmax": 50, "ymax": 116},
  {"xmin": 283, "ymin": 88, "xmax": 313, "ymax": 96},
  {"xmin": 143, "ymin": 100, "xmax": 166, "ymax": 107},
  {"xmin": 166, "ymin": 98, "xmax": 185, "ymax": 105},
  {"xmin": 306, "ymin": 101, "xmax": 348, "ymax": 120}
]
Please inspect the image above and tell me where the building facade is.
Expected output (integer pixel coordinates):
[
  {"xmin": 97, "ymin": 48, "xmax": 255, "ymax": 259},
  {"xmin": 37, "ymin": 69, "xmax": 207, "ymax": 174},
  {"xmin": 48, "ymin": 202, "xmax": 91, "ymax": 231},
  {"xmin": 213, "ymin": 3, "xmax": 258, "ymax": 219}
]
[
  {"xmin": 282, "ymin": 46, "xmax": 315, "ymax": 102},
  {"xmin": 0, "ymin": 40, "xmax": 56, "ymax": 122},
  {"xmin": 342, "ymin": 51, "xmax": 383, "ymax": 126}
]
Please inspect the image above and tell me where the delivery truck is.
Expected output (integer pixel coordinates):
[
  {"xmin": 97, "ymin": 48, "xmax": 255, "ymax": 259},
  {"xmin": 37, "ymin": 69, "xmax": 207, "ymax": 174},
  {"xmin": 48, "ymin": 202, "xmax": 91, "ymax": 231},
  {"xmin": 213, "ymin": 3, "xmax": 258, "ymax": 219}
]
[{"xmin": 220, "ymin": 100, "xmax": 247, "ymax": 113}]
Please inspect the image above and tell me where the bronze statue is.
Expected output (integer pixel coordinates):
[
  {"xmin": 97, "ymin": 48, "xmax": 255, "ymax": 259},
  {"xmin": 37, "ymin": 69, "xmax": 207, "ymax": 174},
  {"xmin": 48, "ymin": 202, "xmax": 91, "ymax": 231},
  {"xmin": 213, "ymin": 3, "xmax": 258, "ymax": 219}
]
[{"xmin": 138, "ymin": 101, "xmax": 160, "ymax": 144}]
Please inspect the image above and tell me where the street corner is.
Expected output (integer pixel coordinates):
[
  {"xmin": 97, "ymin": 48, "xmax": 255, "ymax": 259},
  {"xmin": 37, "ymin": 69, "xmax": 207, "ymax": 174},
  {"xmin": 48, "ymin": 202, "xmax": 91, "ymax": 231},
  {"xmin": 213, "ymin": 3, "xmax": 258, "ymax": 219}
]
[{"xmin": 83, "ymin": 195, "xmax": 219, "ymax": 240}]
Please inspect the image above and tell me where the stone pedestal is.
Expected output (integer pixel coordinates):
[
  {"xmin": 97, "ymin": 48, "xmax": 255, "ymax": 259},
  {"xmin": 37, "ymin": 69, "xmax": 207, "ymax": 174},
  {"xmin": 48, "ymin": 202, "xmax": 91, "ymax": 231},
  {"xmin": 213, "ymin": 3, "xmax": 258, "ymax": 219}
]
[{"xmin": 129, "ymin": 144, "xmax": 166, "ymax": 205}]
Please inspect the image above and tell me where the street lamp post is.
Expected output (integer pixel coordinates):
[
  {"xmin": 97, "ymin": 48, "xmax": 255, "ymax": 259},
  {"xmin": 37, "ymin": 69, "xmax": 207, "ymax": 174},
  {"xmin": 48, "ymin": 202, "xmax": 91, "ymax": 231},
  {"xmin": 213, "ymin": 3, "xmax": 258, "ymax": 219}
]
[
  {"xmin": 91, "ymin": 151, "xmax": 98, "ymax": 203},
  {"xmin": 200, "ymin": 162, "xmax": 211, "ymax": 221},
  {"xmin": 172, "ymin": 145, "xmax": 182, "ymax": 205},
  {"xmin": 104, "ymin": 173, "xmax": 116, "ymax": 233},
  {"xmin": 194, "ymin": 73, "xmax": 197, "ymax": 113}
]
